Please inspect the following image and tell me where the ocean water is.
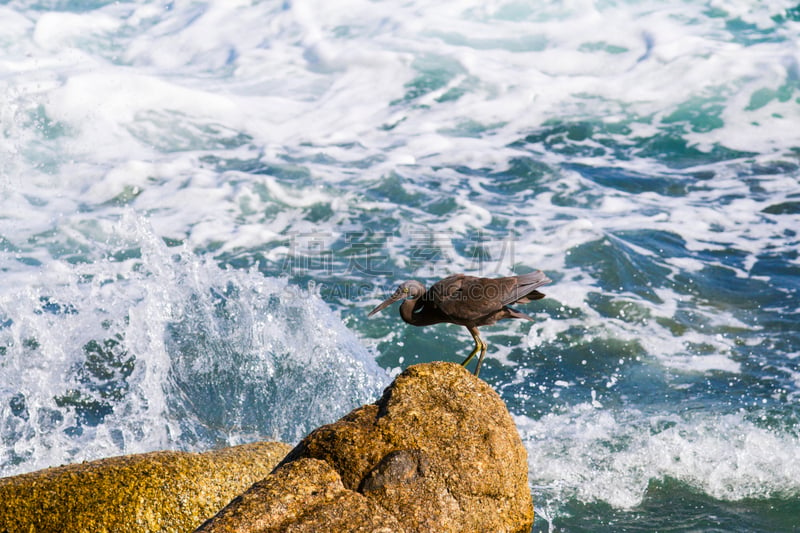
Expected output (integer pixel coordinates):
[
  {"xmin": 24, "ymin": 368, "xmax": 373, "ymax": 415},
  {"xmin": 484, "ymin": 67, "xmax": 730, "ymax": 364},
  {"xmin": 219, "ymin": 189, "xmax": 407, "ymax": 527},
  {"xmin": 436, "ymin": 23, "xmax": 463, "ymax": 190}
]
[{"xmin": 2, "ymin": 0, "xmax": 799, "ymax": 530}]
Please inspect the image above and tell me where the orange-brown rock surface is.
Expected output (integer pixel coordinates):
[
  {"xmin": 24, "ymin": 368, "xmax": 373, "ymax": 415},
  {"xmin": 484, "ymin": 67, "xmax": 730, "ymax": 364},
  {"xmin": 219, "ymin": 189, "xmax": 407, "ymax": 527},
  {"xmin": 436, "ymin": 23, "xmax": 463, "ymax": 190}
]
[
  {"xmin": 0, "ymin": 441, "xmax": 291, "ymax": 533},
  {"xmin": 198, "ymin": 362, "xmax": 533, "ymax": 533}
]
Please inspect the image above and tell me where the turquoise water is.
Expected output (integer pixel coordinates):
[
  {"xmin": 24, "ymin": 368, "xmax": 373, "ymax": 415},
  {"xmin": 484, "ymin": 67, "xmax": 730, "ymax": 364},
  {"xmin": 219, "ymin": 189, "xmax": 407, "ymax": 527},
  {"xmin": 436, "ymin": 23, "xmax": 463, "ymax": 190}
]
[{"xmin": 2, "ymin": 1, "xmax": 799, "ymax": 530}]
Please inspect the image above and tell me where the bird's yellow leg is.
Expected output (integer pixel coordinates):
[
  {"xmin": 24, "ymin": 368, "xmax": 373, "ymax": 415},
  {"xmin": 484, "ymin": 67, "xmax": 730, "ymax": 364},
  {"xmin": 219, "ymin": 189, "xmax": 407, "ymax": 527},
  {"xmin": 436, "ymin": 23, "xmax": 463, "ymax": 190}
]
[
  {"xmin": 461, "ymin": 327, "xmax": 485, "ymax": 375},
  {"xmin": 461, "ymin": 344, "xmax": 479, "ymax": 369},
  {"xmin": 474, "ymin": 338, "xmax": 488, "ymax": 378}
]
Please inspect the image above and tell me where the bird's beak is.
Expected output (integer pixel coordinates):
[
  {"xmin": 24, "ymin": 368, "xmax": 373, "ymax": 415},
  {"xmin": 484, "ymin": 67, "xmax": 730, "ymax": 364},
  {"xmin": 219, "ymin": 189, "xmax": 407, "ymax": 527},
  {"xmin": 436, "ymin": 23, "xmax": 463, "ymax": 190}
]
[{"xmin": 368, "ymin": 294, "xmax": 402, "ymax": 317}]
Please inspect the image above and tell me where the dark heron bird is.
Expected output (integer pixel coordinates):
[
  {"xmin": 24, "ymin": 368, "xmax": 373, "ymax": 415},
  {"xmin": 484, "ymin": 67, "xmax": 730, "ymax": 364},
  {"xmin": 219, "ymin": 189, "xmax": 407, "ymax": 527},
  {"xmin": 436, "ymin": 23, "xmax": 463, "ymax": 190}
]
[{"xmin": 368, "ymin": 271, "xmax": 551, "ymax": 377}]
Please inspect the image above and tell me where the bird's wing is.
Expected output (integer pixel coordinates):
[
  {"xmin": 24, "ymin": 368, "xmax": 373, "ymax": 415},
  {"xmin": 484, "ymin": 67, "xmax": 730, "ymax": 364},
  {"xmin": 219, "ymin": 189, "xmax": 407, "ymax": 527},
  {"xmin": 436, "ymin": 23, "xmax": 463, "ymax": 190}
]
[
  {"xmin": 427, "ymin": 272, "xmax": 551, "ymax": 323},
  {"xmin": 499, "ymin": 271, "xmax": 551, "ymax": 306},
  {"xmin": 426, "ymin": 274, "xmax": 465, "ymax": 305},
  {"xmin": 429, "ymin": 275, "xmax": 507, "ymax": 321},
  {"xmin": 426, "ymin": 274, "xmax": 475, "ymax": 317}
]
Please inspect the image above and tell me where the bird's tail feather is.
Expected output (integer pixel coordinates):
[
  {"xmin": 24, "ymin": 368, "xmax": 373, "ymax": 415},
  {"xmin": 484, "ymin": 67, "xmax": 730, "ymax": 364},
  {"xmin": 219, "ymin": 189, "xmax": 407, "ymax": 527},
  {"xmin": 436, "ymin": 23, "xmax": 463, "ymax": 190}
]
[
  {"xmin": 517, "ymin": 290, "xmax": 546, "ymax": 302},
  {"xmin": 502, "ymin": 270, "xmax": 551, "ymax": 306},
  {"xmin": 506, "ymin": 307, "xmax": 536, "ymax": 321}
]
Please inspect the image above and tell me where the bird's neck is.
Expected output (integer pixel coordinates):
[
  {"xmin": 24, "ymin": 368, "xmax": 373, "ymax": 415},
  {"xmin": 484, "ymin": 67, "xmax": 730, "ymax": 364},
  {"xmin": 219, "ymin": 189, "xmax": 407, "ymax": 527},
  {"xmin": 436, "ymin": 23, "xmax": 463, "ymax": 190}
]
[
  {"xmin": 399, "ymin": 298, "xmax": 423, "ymax": 325},
  {"xmin": 399, "ymin": 297, "xmax": 443, "ymax": 327}
]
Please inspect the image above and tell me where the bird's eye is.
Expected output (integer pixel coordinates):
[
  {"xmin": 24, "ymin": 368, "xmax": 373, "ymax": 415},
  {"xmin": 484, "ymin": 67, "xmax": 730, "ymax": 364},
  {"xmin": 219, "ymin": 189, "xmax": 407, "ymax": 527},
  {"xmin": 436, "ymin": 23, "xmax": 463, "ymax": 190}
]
[{"xmin": 403, "ymin": 287, "xmax": 409, "ymax": 294}]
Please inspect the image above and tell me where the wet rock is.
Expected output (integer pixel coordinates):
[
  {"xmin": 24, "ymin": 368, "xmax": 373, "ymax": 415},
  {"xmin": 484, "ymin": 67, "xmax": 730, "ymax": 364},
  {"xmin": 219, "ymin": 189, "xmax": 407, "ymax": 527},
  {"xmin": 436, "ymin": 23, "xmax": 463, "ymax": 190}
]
[
  {"xmin": 0, "ymin": 441, "xmax": 292, "ymax": 533},
  {"xmin": 199, "ymin": 362, "xmax": 533, "ymax": 533}
]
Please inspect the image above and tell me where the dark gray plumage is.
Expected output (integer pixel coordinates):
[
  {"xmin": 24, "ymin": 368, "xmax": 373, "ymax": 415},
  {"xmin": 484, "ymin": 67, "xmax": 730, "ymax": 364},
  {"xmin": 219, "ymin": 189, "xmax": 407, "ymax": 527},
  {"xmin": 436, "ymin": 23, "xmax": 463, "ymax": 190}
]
[{"xmin": 368, "ymin": 271, "xmax": 551, "ymax": 377}]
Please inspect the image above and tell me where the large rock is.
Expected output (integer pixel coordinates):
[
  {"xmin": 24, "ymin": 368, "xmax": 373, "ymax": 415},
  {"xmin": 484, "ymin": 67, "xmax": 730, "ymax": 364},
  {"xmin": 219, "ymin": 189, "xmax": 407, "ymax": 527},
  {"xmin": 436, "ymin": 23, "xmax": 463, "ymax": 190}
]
[
  {"xmin": 0, "ymin": 441, "xmax": 292, "ymax": 533},
  {"xmin": 198, "ymin": 362, "xmax": 533, "ymax": 532}
]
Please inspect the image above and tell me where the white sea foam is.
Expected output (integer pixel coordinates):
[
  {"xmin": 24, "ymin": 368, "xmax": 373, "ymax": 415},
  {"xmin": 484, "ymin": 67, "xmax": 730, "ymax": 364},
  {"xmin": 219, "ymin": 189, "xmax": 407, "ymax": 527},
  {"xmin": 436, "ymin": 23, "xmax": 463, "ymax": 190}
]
[
  {"xmin": 3, "ymin": 0, "xmax": 794, "ymax": 189},
  {"xmin": 0, "ymin": 215, "xmax": 388, "ymax": 476},
  {"xmin": 517, "ymin": 407, "xmax": 800, "ymax": 510}
]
